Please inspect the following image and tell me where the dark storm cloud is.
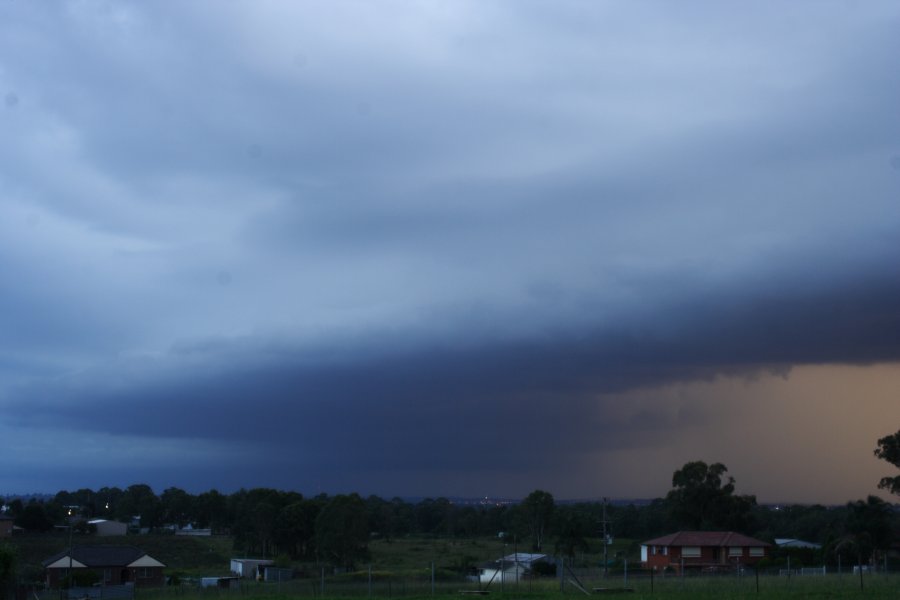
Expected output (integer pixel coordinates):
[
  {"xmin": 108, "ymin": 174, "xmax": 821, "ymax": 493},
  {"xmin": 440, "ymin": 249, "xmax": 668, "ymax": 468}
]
[{"xmin": 10, "ymin": 263, "xmax": 900, "ymax": 491}]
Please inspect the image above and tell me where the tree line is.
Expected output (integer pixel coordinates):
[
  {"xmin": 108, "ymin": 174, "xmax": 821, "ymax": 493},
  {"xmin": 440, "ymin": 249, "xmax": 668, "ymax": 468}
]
[{"xmin": 3, "ymin": 430, "xmax": 898, "ymax": 571}]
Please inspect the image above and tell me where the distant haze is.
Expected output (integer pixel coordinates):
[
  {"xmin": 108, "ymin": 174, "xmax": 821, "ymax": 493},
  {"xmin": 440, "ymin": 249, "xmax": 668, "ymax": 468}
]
[{"xmin": 1, "ymin": 1, "xmax": 899, "ymax": 504}]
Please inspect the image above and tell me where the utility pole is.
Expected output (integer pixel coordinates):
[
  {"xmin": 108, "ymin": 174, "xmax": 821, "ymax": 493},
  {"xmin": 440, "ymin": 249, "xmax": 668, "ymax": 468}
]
[{"xmin": 601, "ymin": 498, "xmax": 610, "ymax": 578}]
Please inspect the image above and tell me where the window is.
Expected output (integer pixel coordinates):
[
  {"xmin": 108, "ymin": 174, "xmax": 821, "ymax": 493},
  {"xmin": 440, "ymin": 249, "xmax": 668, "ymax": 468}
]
[
  {"xmin": 138, "ymin": 568, "xmax": 151, "ymax": 578},
  {"xmin": 728, "ymin": 547, "xmax": 743, "ymax": 557},
  {"xmin": 749, "ymin": 547, "xmax": 764, "ymax": 557},
  {"xmin": 662, "ymin": 547, "xmax": 668, "ymax": 556},
  {"xmin": 651, "ymin": 546, "xmax": 657, "ymax": 555},
  {"xmin": 104, "ymin": 569, "xmax": 112, "ymax": 582},
  {"xmin": 682, "ymin": 547, "xmax": 701, "ymax": 557}
]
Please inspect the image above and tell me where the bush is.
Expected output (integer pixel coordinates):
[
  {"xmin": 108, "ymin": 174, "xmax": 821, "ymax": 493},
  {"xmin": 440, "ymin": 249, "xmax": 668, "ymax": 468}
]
[{"xmin": 63, "ymin": 570, "xmax": 100, "ymax": 588}]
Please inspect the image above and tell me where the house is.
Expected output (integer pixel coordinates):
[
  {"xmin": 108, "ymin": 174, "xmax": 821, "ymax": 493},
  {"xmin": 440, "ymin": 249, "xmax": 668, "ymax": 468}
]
[
  {"xmin": 641, "ymin": 532, "xmax": 770, "ymax": 573},
  {"xmin": 42, "ymin": 545, "xmax": 166, "ymax": 588},
  {"xmin": 475, "ymin": 553, "xmax": 550, "ymax": 584},
  {"xmin": 0, "ymin": 515, "xmax": 12, "ymax": 538},
  {"xmin": 230, "ymin": 558, "xmax": 273, "ymax": 579},
  {"xmin": 88, "ymin": 519, "xmax": 129, "ymax": 537}
]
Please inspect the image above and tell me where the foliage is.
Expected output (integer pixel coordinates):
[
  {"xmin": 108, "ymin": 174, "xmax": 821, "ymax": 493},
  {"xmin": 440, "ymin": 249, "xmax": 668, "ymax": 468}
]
[
  {"xmin": 519, "ymin": 490, "xmax": 555, "ymax": 551},
  {"xmin": 16, "ymin": 500, "xmax": 53, "ymax": 532},
  {"xmin": 830, "ymin": 495, "xmax": 895, "ymax": 567},
  {"xmin": 874, "ymin": 429, "xmax": 900, "ymax": 495},
  {"xmin": 275, "ymin": 500, "xmax": 319, "ymax": 559},
  {"xmin": 63, "ymin": 569, "xmax": 100, "ymax": 588},
  {"xmin": 0, "ymin": 544, "xmax": 15, "ymax": 589},
  {"xmin": 665, "ymin": 461, "xmax": 756, "ymax": 531},
  {"xmin": 555, "ymin": 508, "xmax": 591, "ymax": 558},
  {"xmin": 315, "ymin": 494, "xmax": 370, "ymax": 569}
]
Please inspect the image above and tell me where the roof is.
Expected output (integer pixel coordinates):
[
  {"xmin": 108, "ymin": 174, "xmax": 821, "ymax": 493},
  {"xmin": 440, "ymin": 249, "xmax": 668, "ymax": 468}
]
[
  {"xmin": 482, "ymin": 553, "xmax": 549, "ymax": 570},
  {"xmin": 501, "ymin": 553, "xmax": 547, "ymax": 565},
  {"xmin": 42, "ymin": 545, "xmax": 165, "ymax": 568},
  {"xmin": 642, "ymin": 532, "xmax": 770, "ymax": 547},
  {"xmin": 774, "ymin": 538, "xmax": 821, "ymax": 549}
]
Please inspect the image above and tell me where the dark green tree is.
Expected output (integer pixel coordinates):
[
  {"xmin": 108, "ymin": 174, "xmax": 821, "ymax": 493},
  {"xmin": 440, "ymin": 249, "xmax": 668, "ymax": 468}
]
[
  {"xmin": 117, "ymin": 484, "xmax": 161, "ymax": 528},
  {"xmin": 838, "ymin": 496, "xmax": 894, "ymax": 564},
  {"xmin": 874, "ymin": 430, "xmax": 900, "ymax": 495},
  {"xmin": 519, "ymin": 490, "xmax": 555, "ymax": 551},
  {"xmin": 16, "ymin": 500, "xmax": 52, "ymax": 532},
  {"xmin": 160, "ymin": 487, "xmax": 194, "ymax": 527},
  {"xmin": 315, "ymin": 494, "xmax": 370, "ymax": 569},
  {"xmin": 194, "ymin": 489, "xmax": 228, "ymax": 530},
  {"xmin": 415, "ymin": 498, "xmax": 453, "ymax": 536},
  {"xmin": 553, "ymin": 507, "xmax": 589, "ymax": 560},
  {"xmin": 666, "ymin": 461, "xmax": 756, "ymax": 530},
  {"xmin": 0, "ymin": 544, "xmax": 16, "ymax": 597},
  {"xmin": 275, "ymin": 500, "xmax": 319, "ymax": 558}
]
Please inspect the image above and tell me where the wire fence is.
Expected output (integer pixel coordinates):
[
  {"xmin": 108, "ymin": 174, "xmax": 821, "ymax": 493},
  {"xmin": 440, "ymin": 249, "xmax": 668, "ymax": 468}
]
[{"xmin": 19, "ymin": 563, "xmax": 900, "ymax": 600}]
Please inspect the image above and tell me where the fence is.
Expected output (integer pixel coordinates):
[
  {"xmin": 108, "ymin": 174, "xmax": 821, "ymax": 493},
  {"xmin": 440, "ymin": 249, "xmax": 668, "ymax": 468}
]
[
  {"xmin": 21, "ymin": 563, "xmax": 900, "ymax": 600},
  {"xmin": 30, "ymin": 585, "xmax": 134, "ymax": 600}
]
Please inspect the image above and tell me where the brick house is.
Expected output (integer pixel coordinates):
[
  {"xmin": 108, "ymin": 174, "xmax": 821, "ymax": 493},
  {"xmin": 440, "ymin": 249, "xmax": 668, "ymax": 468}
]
[
  {"xmin": 42, "ymin": 545, "xmax": 166, "ymax": 588},
  {"xmin": 0, "ymin": 515, "xmax": 12, "ymax": 538},
  {"xmin": 641, "ymin": 531, "xmax": 770, "ymax": 573}
]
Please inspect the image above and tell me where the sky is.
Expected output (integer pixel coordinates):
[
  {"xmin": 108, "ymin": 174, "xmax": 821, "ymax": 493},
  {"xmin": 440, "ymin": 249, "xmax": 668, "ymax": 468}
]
[{"xmin": 1, "ymin": 0, "xmax": 899, "ymax": 505}]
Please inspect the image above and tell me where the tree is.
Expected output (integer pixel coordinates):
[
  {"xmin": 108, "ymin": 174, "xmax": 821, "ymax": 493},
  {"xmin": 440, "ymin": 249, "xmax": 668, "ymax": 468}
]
[
  {"xmin": 519, "ymin": 490, "xmax": 555, "ymax": 551},
  {"xmin": 666, "ymin": 461, "xmax": 756, "ymax": 530},
  {"xmin": 160, "ymin": 487, "xmax": 194, "ymax": 527},
  {"xmin": 117, "ymin": 484, "xmax": 161, "ymax": 528},
  {"xmin": 194, "ymin": 489, "xmax": 228, "ymax": 531},
  {"xmin": 874, "ymin": 430, "xmax": 900, "ymax": 495},
  {"xmin": 553, "ymin": 507, "xmax": 589, "ymax": 560},
  {"xmin": 16, "ymin": 501, "xmax": 52, "ymax": 532},
  {"xmin": 0, "ymin": 544, "xmax": 15, "ymax": 596},
  {"xmin": 315, "ymin": 494, "xmax": 370, "ymax": 569},
  {"xmin": 275, "ymin": 500, "xmax": 318, "ymax": 558}
]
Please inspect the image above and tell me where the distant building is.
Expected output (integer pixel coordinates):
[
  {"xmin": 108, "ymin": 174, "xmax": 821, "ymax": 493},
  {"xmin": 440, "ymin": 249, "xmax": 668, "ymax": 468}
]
[
  {"xmin": 42, "ymin": 545, "xmax": 166, "ymax": 588},
  {"xmin": 641, "ymin": 532, "xmax": 770, "ymax": 573},
  {"xmin": 88, "ymin": 519, "xmax": 129, "ymax": 537},
  {"xmin": 174, "ymin": 524, "xmax": 212, "ymax": 536},
  {"xmin": 230, "ymin": 558, "xmax": 273, "ymax": 579},
  {"xmin": 475, "ymin": 553, "xmax": 550, "ymax": 584}
]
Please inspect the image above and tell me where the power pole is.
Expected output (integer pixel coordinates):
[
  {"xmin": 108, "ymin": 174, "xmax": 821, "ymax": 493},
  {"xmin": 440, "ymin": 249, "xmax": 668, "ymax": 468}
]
[{"xmin": 601, "ymin": 498, "xmax": 610, "ymax": 578}]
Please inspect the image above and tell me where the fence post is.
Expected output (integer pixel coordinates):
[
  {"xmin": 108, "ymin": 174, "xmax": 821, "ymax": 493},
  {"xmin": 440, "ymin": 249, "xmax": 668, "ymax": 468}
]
[
  {"xmin": 320, "ymin": 567, "xmax": 325, "ymax": 597},
  {"xmin": 431, "ymin": 561, "xmax": 435, "ymax": 597},
  {"xmin": 858, "ymin": 556, "xmax": 864, "ymax": 592},
  {"xmin": 369, "ymin": 565, "xmax": 372, "ymax": 598},
  {"xmin": 623, "ymin": 558, "xmax": 627, "ymax": 587},
  {"xmin": 559, "ymin": 557, "xmax": 564, "ymax": 592}
]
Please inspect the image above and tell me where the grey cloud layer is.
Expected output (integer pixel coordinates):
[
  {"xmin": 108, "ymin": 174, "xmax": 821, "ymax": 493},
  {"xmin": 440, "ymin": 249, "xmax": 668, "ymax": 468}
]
[{"xmin": 1, "ymin": 0, "xmax": 899, "ymax": 497}]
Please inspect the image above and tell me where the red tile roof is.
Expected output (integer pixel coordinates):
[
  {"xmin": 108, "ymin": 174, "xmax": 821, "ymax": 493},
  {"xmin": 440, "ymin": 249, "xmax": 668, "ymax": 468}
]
[{"xmin": 643, "ymin": 531, "xmax": 770, "ymax": 547}]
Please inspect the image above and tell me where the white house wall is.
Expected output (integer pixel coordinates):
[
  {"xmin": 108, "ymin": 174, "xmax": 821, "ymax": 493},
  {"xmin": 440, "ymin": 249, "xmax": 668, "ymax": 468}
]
[
  {"xmin": 46, "ymin": 557, "xmax": 88, "ymax": 569},
  {"xmin": 128, "ymin": 555, "xmax": 166, "ymax": 568}
]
